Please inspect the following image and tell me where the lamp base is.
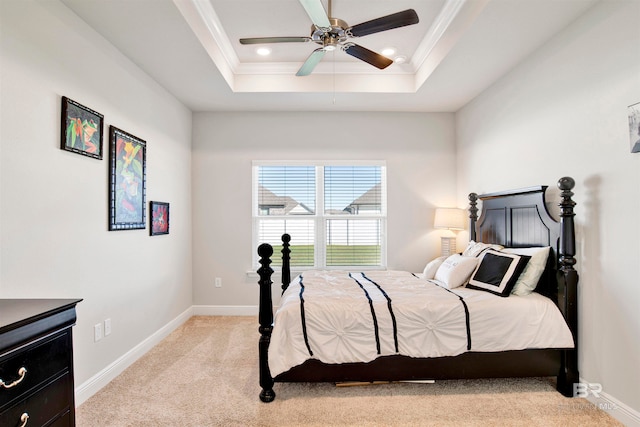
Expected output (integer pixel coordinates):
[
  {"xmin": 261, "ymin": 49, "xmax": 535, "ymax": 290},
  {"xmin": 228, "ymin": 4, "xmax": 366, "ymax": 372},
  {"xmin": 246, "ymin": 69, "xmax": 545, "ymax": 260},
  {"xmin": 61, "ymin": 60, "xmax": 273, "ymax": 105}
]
[{"xmin": 440, "ymin": 236, "xmax": 457, "ymax": 257}]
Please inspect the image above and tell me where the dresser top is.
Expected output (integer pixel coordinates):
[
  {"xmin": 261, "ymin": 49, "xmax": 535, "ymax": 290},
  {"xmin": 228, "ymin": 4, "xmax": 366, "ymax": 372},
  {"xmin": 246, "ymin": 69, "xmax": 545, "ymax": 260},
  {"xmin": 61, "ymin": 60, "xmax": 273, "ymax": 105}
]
[{"xmin": 0, "ymin": 299, "xmax": 82, "ymax": 333}]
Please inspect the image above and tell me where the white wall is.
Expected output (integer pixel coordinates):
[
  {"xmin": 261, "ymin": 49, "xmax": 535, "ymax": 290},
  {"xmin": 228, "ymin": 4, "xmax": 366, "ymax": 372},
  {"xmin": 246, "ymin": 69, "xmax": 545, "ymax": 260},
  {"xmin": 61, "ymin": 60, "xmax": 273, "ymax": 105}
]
[
  {"xmin": 192, "ymin": 112, "xmax": 456, "ymax": 307},
  {"xmin": 5, "ymin": 0, "xmax": 638, "ymax": 422},
  {"xmin": 0, "ymin": 0, "xmax": 193, "ymax": 400},
  {"xmin": 456, "ymin": 0, "xmax": 640, "ymax": 421}
]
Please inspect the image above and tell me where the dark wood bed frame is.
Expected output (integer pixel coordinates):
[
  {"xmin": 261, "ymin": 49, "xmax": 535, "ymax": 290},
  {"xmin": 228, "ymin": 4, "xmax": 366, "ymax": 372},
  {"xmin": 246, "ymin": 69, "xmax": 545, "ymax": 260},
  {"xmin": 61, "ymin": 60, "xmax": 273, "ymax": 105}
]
[{"xmin": 257, "ymin": 177, "xmax": 579, "ymax": 402}]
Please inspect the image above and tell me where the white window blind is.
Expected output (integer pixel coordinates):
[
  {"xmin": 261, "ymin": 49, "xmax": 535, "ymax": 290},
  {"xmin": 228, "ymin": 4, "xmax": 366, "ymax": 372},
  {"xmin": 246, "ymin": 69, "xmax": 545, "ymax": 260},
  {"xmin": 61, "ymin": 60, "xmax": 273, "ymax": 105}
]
[
  {"xmin": 253, "ymin": 162, "xmax": 386, "ymax": 269},
  {"xmin": 256, "ymin": 166, "xmax": 316, "ymax": 266},
  {"xmin": 324, "ymin": 166, "xmax": 383, "ymax": 266}
]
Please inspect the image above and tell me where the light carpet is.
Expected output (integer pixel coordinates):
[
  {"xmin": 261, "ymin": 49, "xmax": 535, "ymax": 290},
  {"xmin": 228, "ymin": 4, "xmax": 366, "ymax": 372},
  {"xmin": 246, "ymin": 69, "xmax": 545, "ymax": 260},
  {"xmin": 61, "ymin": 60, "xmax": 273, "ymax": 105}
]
[{"xmin": 77, "ymin": 316, "xmax": 621, "ymax": 426}]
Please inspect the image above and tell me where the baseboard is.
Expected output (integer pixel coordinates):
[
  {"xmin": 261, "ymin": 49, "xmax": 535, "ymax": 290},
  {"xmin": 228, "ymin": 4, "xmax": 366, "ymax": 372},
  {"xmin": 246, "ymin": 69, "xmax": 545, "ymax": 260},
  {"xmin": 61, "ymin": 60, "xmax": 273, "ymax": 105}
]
[
  {"xmin": 192, "ymin": 305, "xmax": 258, "ymax": 316},
  {"xmin": 580, "ymin": 377, "xmax": 640, "ymax": 427},
  {"xmin": 75, "ymin": 306, "xmax": 193, "ymax": 406}
]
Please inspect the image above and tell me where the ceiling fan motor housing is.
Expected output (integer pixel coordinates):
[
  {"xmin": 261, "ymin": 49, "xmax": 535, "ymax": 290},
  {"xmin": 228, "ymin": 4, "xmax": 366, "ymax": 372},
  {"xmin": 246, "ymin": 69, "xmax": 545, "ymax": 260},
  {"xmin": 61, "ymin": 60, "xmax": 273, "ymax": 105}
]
[{"xmin": 311, "ymin": 18, "xmax": 349, "ymax": 51}]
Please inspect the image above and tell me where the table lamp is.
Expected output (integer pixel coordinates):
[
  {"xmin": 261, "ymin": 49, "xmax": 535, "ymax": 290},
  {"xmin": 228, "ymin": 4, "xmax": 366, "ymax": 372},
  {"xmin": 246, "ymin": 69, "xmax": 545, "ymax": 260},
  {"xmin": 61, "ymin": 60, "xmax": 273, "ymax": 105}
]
[{"xmin": 434, "ymin": 207, "xmax": 465, "ymax": 256}]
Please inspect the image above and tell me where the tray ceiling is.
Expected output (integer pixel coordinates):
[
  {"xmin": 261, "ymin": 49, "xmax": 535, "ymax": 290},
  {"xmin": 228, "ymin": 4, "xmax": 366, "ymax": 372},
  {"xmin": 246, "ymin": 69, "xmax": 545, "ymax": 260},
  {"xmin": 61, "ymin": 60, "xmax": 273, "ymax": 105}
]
[{"xmin": 60, "ymin": 0, "xmax": 598, "ymax": 112}]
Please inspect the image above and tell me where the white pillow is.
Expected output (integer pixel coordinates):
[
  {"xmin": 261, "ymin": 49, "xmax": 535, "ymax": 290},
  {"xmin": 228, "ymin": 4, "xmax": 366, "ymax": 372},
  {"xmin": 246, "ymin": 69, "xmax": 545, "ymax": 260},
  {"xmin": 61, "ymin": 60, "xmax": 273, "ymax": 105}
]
[
  {"xmin": 462, "ymin": 240, "xmax": 504, "ymax": 257},
  {"xmin": 501, "ymin": 247, "xmax": 551, "ymax": 296},
  {"xmin": 434, "ymin": 254, "xmax": 479, "ymax": 289},
  {"xmin": 422, "ymin": 256, "xmax": 448, "ymax": 279}
]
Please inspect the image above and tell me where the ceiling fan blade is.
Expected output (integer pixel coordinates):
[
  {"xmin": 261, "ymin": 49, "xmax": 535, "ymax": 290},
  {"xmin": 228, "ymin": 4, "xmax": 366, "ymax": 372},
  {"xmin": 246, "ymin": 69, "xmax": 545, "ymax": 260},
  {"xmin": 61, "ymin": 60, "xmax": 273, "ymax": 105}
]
[
  {"xmin": 343, "ymin": 44, "xmax": 393, "ymax": 70},
  {"xmin": 296, "ymin": 48, "xmax": 326, "ymax": 76},
  {"xmin": 348, "ymin": 9, "xmax": 419, "ymax": 37},
  {"xmin": 299, "ymin": 0, "xmax": 331, "ymax": 28},
  {"xmin": 240, "ymin": 37, "xmax": 311, "ymax": 45}
]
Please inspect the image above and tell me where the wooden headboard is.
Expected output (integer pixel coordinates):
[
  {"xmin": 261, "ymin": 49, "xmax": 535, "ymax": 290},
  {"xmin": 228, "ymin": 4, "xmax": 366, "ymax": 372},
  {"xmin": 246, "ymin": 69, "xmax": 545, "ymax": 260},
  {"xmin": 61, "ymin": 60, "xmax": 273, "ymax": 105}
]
[
  {"xmin": 467, "ymin": 178, "xmax": 577, "ymax": 300},
  {"xmin": 469, "ymin": 185, "xmax": 560, "ymax": 248},
  {"xmin": 467, "ymin": 185, "xmax": 561, "ymax": 299},
  {"xmin": 465, "ymin": 177, "xmax": 579, "ymax": 394}
]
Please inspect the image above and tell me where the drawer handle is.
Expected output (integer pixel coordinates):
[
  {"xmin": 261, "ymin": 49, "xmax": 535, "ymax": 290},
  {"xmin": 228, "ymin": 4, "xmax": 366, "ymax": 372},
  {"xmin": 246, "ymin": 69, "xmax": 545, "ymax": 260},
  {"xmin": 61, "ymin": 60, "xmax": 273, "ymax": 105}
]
[
  {"xmin": 19, "ymin": 412, "xmax": 29, "ymax": 427},
  {"xmin": 0, "ymin": 367, "xmax": 27, "ymax": 389}
]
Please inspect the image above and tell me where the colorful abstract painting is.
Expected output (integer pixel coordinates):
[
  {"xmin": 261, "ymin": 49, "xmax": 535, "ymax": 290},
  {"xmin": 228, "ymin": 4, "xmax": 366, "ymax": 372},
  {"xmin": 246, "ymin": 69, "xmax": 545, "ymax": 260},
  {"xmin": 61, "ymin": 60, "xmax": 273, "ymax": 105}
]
[
  {"xmin": 629, "ymin": 102, "xmax": 640, "ymax": 153},
  {"xmin": 109, "ymin": 126, "xmax": 146, "ymax": 230},
  {"xmin": 150, "ymin": 201, "xmax": 170, "ymax": 236},
  {"xmin": 61, "ymin": 96, "xmax": 103, "ymax": 159}
]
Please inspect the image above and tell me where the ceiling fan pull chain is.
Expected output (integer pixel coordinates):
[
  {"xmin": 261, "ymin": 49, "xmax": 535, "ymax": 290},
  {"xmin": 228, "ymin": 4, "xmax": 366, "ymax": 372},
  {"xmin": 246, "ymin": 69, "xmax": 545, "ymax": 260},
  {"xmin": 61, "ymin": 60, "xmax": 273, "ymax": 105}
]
[{"xmin": 332, "ymin": 50, "xmax": 336, "ymax": 105}]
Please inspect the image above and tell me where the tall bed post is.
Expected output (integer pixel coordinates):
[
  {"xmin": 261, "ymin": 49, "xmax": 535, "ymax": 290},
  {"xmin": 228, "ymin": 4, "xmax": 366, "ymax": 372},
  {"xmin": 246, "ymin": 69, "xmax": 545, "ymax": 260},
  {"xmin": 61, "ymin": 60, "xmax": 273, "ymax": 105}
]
[
  {"xmin": 281, "ymin": 233, "xmax": 291, "ymax": 293},
  {"xmin": 257, "ymin": 243, "xmax": 276, "ymax": 402},
  {"xmin": 468, "ymin": 192, "xmax": 479, "ymax": 241},
  {"xmin": 556, "ymin": 177, "xmax": 580, "ymax": 396}
]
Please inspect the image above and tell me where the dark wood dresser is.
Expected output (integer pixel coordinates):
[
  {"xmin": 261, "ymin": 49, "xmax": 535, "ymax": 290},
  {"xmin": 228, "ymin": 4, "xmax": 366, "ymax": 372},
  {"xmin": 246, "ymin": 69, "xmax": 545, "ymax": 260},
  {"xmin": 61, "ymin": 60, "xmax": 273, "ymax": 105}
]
[{"xmin": 0, "ymin": 299, "xmax": 82, "ymax": 427}]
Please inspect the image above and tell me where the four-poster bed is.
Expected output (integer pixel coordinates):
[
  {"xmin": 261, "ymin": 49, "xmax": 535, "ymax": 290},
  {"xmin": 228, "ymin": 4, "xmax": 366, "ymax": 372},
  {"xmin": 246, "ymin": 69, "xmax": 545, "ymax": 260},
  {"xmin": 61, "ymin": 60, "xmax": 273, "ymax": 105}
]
[{"xmin": 256, "ymin": 177, "xmax": 579, "ymax": 402}]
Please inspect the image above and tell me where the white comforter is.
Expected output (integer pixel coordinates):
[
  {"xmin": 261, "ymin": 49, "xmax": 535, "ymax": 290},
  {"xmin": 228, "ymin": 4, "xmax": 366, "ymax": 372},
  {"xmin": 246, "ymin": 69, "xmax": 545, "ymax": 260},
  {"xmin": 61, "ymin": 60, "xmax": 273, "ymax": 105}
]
[{"xmin": 268, "ymin": 270, "xmax": 574, "ymax": 377}]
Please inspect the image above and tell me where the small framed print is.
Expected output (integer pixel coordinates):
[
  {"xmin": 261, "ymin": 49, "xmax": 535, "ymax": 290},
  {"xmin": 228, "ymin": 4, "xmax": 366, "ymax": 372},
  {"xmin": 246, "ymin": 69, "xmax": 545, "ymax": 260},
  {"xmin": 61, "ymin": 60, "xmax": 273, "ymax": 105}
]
[
  {"xmin": 109, "ymin": 126, "xmax": 146, "ymax": 231},
  {"xmin": 61, "ymin": 96, "xmax": 104, "ymax": 159},
  {"xmin": 629, "ymin": 102, "xmax": 640, "ymax": 153},
  {"xmin": 150, "ymin": 201, "xmax": 170, "ymax": 236}
]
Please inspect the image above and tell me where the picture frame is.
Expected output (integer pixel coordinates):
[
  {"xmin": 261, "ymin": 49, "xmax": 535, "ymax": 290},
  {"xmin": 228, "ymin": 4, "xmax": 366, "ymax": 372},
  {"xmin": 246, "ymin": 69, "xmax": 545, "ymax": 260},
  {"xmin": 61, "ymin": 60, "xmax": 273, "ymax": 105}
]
[
  {"xmin": 108, "ymin": 126, "xmax": 146, "ymax": 230},
  {"xmin": 629, "ymin": 102, "xmax": 640, "ymax": 153},
  {"xmin": 150, "ymin": 201, "xmax": 170, "ymax": 236},
  {"xmin": 61, "ymin": 96, "xmax": 104, "ymax": 159}
]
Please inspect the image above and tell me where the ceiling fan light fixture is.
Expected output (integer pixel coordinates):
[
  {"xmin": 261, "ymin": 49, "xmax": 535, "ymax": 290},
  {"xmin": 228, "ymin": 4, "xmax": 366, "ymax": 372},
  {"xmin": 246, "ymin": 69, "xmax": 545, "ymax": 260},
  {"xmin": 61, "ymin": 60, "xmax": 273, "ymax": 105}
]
[
  {"xmin": 323, "ymin": 34, "xmax": 340, "ymax": 51},
  {"xmin": 256, "ymin": 47, "xmax": 271, "ymax": 56}
]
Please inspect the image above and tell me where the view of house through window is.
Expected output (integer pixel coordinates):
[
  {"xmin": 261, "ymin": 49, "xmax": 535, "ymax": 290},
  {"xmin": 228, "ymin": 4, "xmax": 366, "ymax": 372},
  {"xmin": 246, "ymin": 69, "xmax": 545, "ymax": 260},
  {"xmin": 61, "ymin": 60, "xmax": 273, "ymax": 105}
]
[{"xmin": 253, "ymin": 162, "xmax": 386, "ymax": 268}]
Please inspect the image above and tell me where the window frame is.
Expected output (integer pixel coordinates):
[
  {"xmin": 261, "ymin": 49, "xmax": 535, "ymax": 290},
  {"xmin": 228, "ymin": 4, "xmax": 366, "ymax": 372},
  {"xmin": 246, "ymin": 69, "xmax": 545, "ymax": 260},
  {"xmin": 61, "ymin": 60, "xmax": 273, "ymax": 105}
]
[{"xmin": 252, "ymin": 160, "xmax": 387, "ymax": 270}]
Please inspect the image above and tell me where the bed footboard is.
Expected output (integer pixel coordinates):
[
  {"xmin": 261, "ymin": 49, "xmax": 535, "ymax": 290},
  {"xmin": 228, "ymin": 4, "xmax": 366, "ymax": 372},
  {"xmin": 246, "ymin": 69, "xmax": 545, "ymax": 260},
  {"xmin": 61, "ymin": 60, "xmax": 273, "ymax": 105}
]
[{"xmin": 257, "ymin": 234, "xmax": 292, "ymax": 402}]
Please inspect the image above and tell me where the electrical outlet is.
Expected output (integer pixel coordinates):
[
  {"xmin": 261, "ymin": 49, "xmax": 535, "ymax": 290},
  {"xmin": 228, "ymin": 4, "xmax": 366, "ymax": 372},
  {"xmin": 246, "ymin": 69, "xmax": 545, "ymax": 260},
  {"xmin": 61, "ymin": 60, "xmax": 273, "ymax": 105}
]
[
  {"xmin": 104, "ymin": 318, "xmax": 112, "ymax": 336},
  {"xmin": 215, "ymin": 277, "xmax": 222, "ymax": 288},
  {"xmin": 94, "ymin": 323, "xmax": 103, "ymax": 342}
]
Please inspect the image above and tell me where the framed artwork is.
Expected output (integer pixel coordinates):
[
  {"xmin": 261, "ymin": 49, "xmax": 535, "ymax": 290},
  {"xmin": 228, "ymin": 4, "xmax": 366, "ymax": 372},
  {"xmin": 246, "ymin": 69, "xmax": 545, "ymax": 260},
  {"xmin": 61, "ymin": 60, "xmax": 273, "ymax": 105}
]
[
  {"xmin": 150, "ymin": 201, "xmax": 170, "ymax": 236},
  {"xmin": 629, "ymin": 102, "xmax": 640, "ymax": 153},
  {"xmin": 61, "ymin": 96, "xmax": 104, "ymax": 159},
  {"xmin": 109, "ymin": 126, "xmax": 146, "ymax": 230}
]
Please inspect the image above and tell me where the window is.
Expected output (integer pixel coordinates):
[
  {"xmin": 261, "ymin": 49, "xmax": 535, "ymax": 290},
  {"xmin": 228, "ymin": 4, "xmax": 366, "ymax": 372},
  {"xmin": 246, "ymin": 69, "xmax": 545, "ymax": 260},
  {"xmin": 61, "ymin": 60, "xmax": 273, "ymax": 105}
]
[{"xmin": 253, "ymin": 162, "xmax": 386, "ymax": 269}]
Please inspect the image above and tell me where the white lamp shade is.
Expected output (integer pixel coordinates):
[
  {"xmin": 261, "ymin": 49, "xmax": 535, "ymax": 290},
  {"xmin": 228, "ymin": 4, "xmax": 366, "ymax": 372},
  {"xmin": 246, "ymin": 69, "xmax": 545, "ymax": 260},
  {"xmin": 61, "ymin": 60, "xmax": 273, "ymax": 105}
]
[{"xmin": 434, "ymin": 208, "xmax": 466, "ymax": 230}]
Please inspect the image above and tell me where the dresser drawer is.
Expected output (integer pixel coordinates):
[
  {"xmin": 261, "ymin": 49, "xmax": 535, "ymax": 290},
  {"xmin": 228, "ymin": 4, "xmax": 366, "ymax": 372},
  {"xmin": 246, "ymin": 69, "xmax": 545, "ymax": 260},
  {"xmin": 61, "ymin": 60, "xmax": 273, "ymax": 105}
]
[
  {"xmin": 0, "ymin": 372, "xmax": 71, "ymax": 427},
  {"xmin": 0, "ymin": 332, "xmax": 71, "ymax": 410}
]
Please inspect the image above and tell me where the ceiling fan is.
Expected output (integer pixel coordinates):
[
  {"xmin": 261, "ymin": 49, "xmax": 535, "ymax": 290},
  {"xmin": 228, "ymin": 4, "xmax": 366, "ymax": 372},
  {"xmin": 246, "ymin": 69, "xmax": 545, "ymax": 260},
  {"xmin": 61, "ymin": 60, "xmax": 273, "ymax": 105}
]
[{"xmin": 239, "ymin": 0, "xmax": 419, "ymax": 76}]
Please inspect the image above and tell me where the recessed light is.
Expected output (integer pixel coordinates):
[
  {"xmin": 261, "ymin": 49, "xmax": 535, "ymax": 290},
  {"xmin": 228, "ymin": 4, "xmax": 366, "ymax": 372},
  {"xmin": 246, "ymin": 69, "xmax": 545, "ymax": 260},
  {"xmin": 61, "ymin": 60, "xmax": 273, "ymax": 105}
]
[
  {"xmin": 381, "ymin": 47, "xmax": 396, "ymax": 57},
  {"xmin": 394, "ymin": 55, "xmax": 407, "ymax": 64},
  {"xmin": 256, "ymin": 47, "xmax": 271, "ymax": 56}
]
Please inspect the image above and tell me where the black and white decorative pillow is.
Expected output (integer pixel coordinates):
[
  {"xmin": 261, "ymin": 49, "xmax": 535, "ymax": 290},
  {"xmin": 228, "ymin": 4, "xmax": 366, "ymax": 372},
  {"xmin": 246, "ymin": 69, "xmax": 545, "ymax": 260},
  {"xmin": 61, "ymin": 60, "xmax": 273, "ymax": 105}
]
[{"xmin": 467, "ymin": 250, "xmax": 530, "ymax": 297}]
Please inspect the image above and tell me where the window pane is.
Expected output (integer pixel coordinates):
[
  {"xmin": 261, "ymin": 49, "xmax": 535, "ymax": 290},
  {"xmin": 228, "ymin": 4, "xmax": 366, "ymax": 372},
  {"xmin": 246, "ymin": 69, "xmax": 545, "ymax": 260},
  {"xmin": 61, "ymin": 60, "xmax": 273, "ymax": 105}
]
[
  {"xmin": 325, "ymin": 219, "xmax": 381, "ymax": 266},
  {"xmin": 254, "ymin": 163, "xmax": 385, "ymax": 269},
  {"xmin": 258, "ymin": 219, "xmax": 314, "ymax": 267},
  {"xmin": 258, "ymin": 166, "xmax": 315, "ymax": 215},
  {"xmin": 324, "ymin": 165, "xmax": 381, "ymax": 215}
]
